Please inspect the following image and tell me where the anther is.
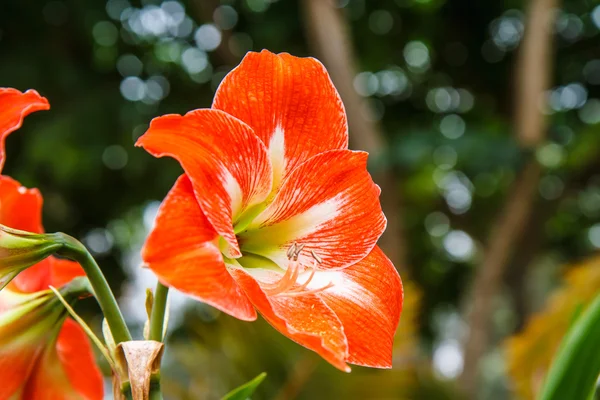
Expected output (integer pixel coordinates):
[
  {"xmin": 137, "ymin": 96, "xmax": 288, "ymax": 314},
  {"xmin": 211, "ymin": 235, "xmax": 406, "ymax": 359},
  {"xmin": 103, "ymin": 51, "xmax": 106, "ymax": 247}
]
[
  {"xmin": 286, "ymin": 242, "xmax": 304, "ymax": 261},
  {"xmin": 286, "ymin": 242, "xmax": 297, "ymax": 259},
  {"xmin": 310, "ymin": 250, "xmax": 322, "ymax": 264},
  {"xmin": 263, "ymin": 244, "xmax": 333, "ymax": 297}
]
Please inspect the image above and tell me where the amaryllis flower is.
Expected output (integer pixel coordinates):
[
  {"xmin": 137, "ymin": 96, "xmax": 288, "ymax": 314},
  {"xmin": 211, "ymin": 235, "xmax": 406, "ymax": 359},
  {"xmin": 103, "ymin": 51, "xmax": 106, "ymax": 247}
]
[
  {"xmin": 0, "ymin": 88, "xmax": 103, "ymax": 399},
  {"xmin": 0, "ymin": 177, "xmax": 103, "ymax": 399},
  {"xmin": 137, "ymin": 50, "xmax": 403, "ymax": 370},
  {"xmin": 0, "ymin": 88, "xmax": 51, "ymax": 289}
]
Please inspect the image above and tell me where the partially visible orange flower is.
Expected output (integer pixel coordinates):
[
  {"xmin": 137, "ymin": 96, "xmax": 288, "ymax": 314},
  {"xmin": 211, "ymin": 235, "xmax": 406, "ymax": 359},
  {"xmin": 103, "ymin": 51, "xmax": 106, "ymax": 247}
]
[
  {"xmin": 505, "ymin": 258, "xmax": 600, "ymax": 399},
  {"xmin": 137, "ymin": 50, "xmax": 403, "ymax": 371},
  {"xmin": 0, "ymin": 88, "xmax": 103, "ymax": 399},
  {"xmin": 0, "ymin": 277, "xmax": 101, "ymax": 400},
  {"xmin": 0, "ymin": 88, "xmax": 49, "ymax": 171}
]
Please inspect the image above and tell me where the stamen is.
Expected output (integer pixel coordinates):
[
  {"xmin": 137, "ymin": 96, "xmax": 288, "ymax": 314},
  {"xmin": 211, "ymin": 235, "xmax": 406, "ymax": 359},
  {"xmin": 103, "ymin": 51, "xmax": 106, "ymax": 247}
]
[
  {"xmin": 286, "ymin": 242, "xmax": 297, "ymax": 259},
  {"xmin": 295, "ymin": 261, "xmax": 317, "ymax": 291},
  {"xmin": 262, "ymin": 260, "xmax": 300, "ymax": 294},
  {"xmin": 289, "ymin": 242, "xmax": 304, "ymax": 261},
  {"xmin": 310, "ymin": 250, "xmax": 322, "ymax": 264},
  {"xmin": 261, "ymin": 243, "xmax": 333, "ymax": 297},
  {"xmin": 276, "ymin": 282, "xmax": 335, "ymax": 297}
]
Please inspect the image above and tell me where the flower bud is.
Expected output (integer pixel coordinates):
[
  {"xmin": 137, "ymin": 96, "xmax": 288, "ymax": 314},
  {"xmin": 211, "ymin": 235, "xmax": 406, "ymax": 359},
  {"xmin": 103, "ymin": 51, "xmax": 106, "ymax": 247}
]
[
  {"xmin": 0, "ymin": 276, "xmax": 95, "ymax": 398},
  {"xmin": 0, "ymin": 225, "xmax": 62, "ymax": 289}
]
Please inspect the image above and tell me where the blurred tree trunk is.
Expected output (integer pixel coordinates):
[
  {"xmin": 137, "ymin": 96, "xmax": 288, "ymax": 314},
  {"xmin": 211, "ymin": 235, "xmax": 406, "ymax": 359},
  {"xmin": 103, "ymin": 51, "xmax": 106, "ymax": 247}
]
[
  {"xmin": 190, "ymin": 0, "xmax": 238, "ymax": 66},
  {"xmin": 460, "ymin": 0, "xmax": 558, "ymax": 396},
  {"xmin": 504, "ymin": 198, "xmax": 547, "ymax": 331},
  {"xmin": 273, "ymin": 354, "xmax": 319, "ymax": 400},
  {"xmin": 300, "ymin": 0, "xmax": 407, "ymax": 270}
]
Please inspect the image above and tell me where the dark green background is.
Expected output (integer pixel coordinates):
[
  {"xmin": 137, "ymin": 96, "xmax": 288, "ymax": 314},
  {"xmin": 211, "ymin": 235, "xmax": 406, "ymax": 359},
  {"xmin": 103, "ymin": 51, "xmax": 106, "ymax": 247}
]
[{"xmin": 1, "ymin": 0, "xmax": 599, "ymax": 398}]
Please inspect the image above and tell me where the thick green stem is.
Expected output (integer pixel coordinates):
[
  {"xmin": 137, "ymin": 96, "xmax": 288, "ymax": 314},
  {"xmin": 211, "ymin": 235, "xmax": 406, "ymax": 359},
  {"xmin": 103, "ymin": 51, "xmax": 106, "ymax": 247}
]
[
  {"xmin": 149, "ymin": 282, "xmax": 169, "ymax": 342},
  {"xmin": 55, "ymin": 233, "xmax": 132, "ymax": 344}
]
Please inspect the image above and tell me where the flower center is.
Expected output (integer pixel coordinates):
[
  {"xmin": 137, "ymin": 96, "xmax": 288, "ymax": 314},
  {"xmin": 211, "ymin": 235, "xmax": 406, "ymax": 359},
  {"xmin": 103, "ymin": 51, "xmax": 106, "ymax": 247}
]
[
  {"xmin": 228, "ymin": 204, "xmax": 333, "ymax": 297},
  {"xmin": 259, "ymin": 242, "xmax": 333, "ymax": 297}
]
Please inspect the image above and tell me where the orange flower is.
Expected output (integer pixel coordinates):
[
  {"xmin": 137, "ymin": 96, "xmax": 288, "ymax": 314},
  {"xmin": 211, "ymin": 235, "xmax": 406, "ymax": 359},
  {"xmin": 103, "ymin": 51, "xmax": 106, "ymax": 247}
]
[
  {"xmin": 137, "ymin": 50, "xmax": 403, "ymax": 371},
  {"xmin": 0, "ymin": 89, "xmax": 103, "ymax": 399}
]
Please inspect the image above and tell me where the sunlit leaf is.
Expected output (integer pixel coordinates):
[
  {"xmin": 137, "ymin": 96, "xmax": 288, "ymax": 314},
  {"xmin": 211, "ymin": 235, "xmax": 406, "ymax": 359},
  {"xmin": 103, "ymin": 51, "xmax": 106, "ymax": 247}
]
[
  {"xmin": 394, "ymin": 280, "xmax": 422, "ymax": 358},
  {"xmin": 538, "ymin": 291, "xmax": 600, "ymax": 400},
  {"xmin": 505, "ymin": 258, "xmax": 600, "ymax": 399},
  {"xmin": 221, "ymin": 372, "xmax": 266, "ymax": 400}
]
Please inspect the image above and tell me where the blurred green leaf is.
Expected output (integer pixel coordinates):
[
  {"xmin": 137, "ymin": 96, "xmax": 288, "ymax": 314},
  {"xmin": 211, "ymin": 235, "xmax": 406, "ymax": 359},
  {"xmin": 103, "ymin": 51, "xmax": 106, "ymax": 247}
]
[
  {"xmin": 221, "ymin": 372, "xmax": 267, "ymax": 400},
  {"xmin": 539, "ymin": 291, "xmax": 600, "ymax": 400}
]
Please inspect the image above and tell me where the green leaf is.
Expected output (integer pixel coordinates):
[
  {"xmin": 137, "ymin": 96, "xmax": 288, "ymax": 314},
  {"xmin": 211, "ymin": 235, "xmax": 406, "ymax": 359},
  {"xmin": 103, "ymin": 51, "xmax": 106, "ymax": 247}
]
[
  {"xmin": 539, "ymin": 291, "xmax": 600, "ymax": 400},
  {"xmin": 49, "ymin": 284, "xmax": 116, "ymax": 370},
  {"xmin": 221, "ymin": 373, "xmax": 267, "ymax": 400}
]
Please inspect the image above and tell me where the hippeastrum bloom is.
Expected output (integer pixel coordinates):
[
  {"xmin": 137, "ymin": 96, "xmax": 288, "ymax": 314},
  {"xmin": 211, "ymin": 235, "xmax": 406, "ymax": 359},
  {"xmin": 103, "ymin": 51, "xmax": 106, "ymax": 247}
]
[
  {"xmin": 0, "ymin": 178, "xmax": 103, "ymax": 400},
  {"xmin": 0, "ymin": 88, "xmax": 103, "ymax": 399},
  {"xmin": 137, "ymin": 50, "xmax": 403, "ymax": 370},
  {"xmin": 0, "ymin": 88, "xmax": 56, "ymax": 289}
]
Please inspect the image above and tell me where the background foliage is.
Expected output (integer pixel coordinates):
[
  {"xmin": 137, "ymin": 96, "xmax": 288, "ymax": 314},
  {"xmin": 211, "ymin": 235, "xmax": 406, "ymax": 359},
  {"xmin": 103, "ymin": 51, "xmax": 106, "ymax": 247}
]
[{"xmin": 2, "ymin": 0, "xmax": 600, "ymax": 399}]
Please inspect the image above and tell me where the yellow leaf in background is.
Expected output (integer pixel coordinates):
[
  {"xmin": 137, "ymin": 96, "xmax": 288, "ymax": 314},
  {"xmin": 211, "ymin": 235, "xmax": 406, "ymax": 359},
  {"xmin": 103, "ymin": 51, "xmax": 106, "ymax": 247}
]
[
  {"xmin": 395, "ymin": 280, "xmax": 422, "ymax": 362},
  {"xmin": 505, "ymin": 257, "xmax": 600, "ymax": 400}
]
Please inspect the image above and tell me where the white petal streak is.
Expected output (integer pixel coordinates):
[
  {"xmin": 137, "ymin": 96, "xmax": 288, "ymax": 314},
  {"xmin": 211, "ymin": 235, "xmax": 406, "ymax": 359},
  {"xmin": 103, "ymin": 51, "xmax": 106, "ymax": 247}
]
[
  {"xmin": 246, "ymin": 192, "xmax": 343, "ymax": 250},
  {"xmin": 269, "ymin": 125, "xmax": 285, "ymax": 190},
  {"xmin": 222, "ymin": 166, "xmax": 243, "ymax": 219},
  {"xmin": 261, "ymin": 192, "xmax": 342, "ymax": 229},
  {"xmin": 308, "ymin": 269, "xmax": 382, "ymax": 319}
]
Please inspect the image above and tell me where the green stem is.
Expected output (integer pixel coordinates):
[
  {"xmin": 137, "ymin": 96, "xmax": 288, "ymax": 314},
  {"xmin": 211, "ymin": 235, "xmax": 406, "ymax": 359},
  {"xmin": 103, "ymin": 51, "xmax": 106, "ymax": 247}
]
[
  {"xmin": 55, "ymin": 233, "xmax": 132, "ymax": 344},
  {"xmin": 149, "ymin": 377, "xmax": 163, "ymax": 400},
  {"xmin": 149, "ymin": 282, "xmax": 169, "ymax": 342}
]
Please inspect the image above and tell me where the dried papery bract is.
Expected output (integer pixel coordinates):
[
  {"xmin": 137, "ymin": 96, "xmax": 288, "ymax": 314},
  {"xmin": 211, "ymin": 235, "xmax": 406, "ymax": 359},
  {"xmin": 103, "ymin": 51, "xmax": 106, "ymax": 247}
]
[{"xmin": 113, "ymin": 340, "xmax": 164, "ymax": 400}]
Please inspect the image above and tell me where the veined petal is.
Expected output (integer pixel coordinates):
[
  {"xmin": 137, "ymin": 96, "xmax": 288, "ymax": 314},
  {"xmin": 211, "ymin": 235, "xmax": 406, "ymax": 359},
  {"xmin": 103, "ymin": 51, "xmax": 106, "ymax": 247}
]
[
  {"xmin": 0, "ymin": 175, "xmax": 50, "ymax": 293},
  {"xmin": 0, "ymin": 88, "xmax": 49, "ymax": 172},
  {"xmin": 142, "ymin": 175, "xmax": 256, "ymax": 321},
  {"xmin": 136, "ymin": 109, "xmax": 272, "ymax": 257},
  {"xmin": 314, "ymin": 246, "xmax": 403, "ymax": 367},
  {"xmin": 230, "ymin": 268, "xmax": 350, "ymax": 371},
  {"xmin": 213, "ymin": 50, "xmax": 348, "ymax": 188},
  {"xmin": 22, "ymin": 318, "xmax": 103, "ymax": 400},
  {"xmin": 239, "ymin": 150, "xmax": 386, "ymax": 270}
]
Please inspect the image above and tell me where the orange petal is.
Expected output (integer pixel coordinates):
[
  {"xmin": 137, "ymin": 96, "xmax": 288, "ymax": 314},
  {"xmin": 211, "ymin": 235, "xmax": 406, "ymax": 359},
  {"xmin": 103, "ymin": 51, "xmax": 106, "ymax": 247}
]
[
  {"xmin": 136, "ymin": 109, "xmax": 272, "ymax": 257},
  {"xmin": 213, "ymin": 50, "xmax": 348, "ymax": 188},
  {"xmin": 316, "ymin": 246, "xmax": 403, "ymax": 368},
  {"xmin": 22, "ymin": 318, "xmax": 104, "ymax": 400},
  {"xmin": 239, "ymin": 150, "xmax": 386, "ymax": 270},
  {"xmin": 9, "ymin": 258, "xmax": 52, "ymax": 294},
  {"xmin": 0, "ymin": 288, "xmax": 59, "ymax": 398},
  {"xmin": 230, "ymin": 268, "xmax": 350, "ymax": 371},
  {"xmin": 0, "ymin": 175, "xmax": 43, "ymax": 233},
  {"xmin": 143, "ymin": 175, "xmax": 256, "ymax": 321},
  {"xmin": 49, "ymin": 258, "xmax": 85, "ymax": 289},
  {"xmin": 0, "ymin": 175, "xmax": 51, "ymax": 293},
  {"xmin": 0, "ymin": 88, "xmax": 49, "ymax": 171},
  {"xmin": 0, "ymin": 342, "xmax": 40, "ymax": 398}
]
